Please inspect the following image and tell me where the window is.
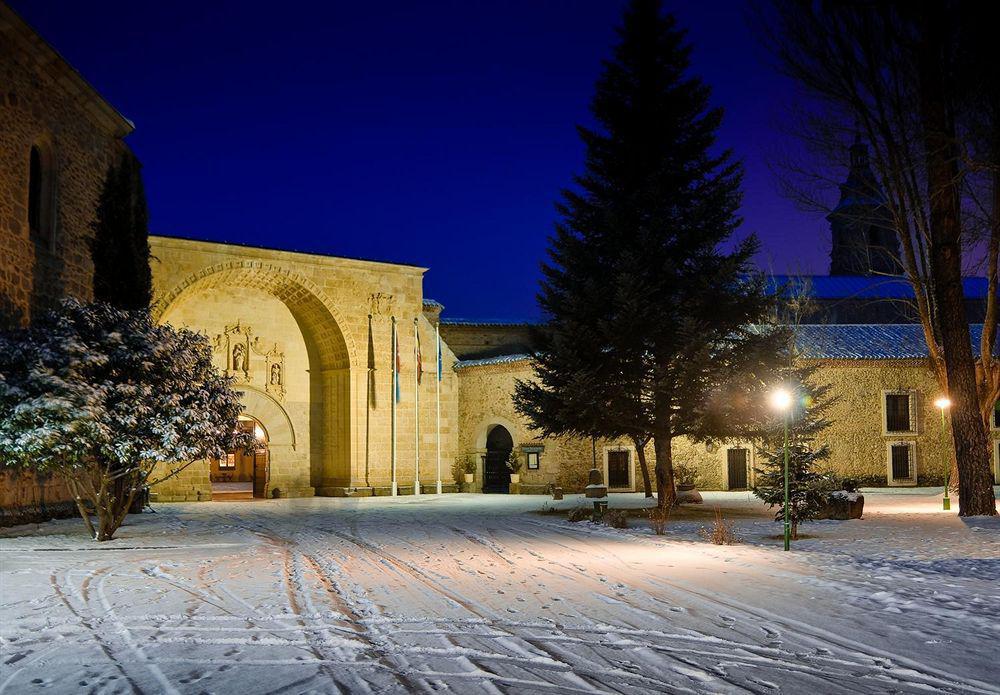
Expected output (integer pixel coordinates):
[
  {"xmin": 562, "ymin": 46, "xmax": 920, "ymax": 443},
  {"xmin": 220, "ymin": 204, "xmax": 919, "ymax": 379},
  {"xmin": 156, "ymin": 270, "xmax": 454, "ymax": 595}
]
[
  {"xmin": 607, "ymin": 449, "xmax": 631, "ymax": 489},
  {"xmin": 28, "ymin": 145, "xmax": 42, "ymax": 234},
  {"xmin": 27, "ymin": 142, "xmax": 54, "ymax": 244},
  {"xmin": 526, "ymin": 451, "xmax": 540, "ymax": 470},
  {"xmin": 884, "ymin": 392, "xmax": 914, "ymax": 433},
  {"xmin": 219, "ymin": 453, "xmax": 236, "ymax": 470},
  {"xmin": 887, "ymin": 441, "xmax": 915, "ymax": 484}
]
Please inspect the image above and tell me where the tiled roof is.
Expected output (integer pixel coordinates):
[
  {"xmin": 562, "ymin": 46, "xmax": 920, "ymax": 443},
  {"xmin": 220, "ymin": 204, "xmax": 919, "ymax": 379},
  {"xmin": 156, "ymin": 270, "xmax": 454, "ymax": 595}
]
[
  {"xmin": 794, "ymin": 324, "xmax": 994, "ymax": 359},
  {"xmin": 440, "ymin": 318, "xmax": 536, "ymax": 327},
  {"xmin": 767, "ymin": 275, "xmax": 990, "ymax": 300},
  {"xmin": 422, "ymin": 298, "xmax": 444, "ymax": 309},
  {"xmin": 454, "ymin": 353, "xmax": 533, "ymax": 369},
  {"xmin": 451, "ymin": 326, "xmax": 995, "ymax": 364}
]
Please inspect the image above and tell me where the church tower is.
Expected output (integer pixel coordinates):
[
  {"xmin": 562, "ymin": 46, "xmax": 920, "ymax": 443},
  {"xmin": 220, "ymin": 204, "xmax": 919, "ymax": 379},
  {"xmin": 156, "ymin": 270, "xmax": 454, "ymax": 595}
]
[{"xmin": 828, "ymin": 135, "xmax": 902, "ymax": 275}]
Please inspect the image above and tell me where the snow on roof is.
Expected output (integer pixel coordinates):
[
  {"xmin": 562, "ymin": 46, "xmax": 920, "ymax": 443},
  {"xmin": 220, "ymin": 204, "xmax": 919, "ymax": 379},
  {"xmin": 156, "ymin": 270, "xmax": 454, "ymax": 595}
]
[
  {"xmin": 794, "ymin": 324, "xmax": 995, "ymax": 360},
  {"xmin": 451, "ymin": 326, "xmax": 994, "ymax": 363},
  {"xmin": 767, "ymin": 275, "xmax": 990, "ymax": 300},
  {"xmin": 440, "ymin": 318, "xmax": 536, "ymax": 327},
  {"xmin": 422, "ymin": 298, "xmax": 444, "ymax": 309},
  {"xmin": 454, "ymin": 353, "xmax": 533, "ymax": 369}
]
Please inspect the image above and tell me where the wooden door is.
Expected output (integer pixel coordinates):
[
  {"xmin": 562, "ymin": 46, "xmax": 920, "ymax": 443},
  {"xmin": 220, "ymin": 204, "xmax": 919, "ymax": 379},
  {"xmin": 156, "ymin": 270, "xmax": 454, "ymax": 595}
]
[
  {"xmin": 727, "ymin": 448, "xmax": 749, "ymax": 490},
  {"xmin": 607, "ymin": 450, "xmax": 630, "ymax": 489}
]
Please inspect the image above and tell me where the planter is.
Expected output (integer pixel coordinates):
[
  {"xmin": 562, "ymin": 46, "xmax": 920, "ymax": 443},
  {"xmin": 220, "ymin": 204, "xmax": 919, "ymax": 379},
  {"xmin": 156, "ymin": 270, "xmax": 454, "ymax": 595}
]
[
  {"xmin": 509, "ymin": 473, "xmax": 520, "ymax": 484},
  {"xmin": 463, "ymin": 473, "xmax": 474, "ymax": 484},
  {"xmin": 819, "ymin": 492, "xmax": 864, "ymax": 520},
  {"xmin": 675, "ymin": 483, "xmax": 703, "ymax": 505}
]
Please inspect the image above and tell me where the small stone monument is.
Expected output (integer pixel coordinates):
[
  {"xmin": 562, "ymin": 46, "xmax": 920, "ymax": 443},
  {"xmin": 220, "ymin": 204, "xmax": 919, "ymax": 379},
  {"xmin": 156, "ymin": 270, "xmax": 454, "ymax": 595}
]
[{"xmin": 585, "ymin": 467, "xmax": 608, "ymax": 522}]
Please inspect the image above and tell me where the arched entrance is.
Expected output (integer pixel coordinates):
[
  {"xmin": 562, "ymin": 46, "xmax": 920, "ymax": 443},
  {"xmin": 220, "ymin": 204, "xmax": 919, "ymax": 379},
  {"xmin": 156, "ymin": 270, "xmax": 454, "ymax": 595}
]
[
  {"xmin": 155, "ymin": 261, "xmax": 356, "ymax": 494},
  {"xmin": 211, "ymin": 416, "xmax": 269, "ymax": 501},
  {"xmin": 483, "ymin": 425, "xmax": 513, "ymax": 494}
]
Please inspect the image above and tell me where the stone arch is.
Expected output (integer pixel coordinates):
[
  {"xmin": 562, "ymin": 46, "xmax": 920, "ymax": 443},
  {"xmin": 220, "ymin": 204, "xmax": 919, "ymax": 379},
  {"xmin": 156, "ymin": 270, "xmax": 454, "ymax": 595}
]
[
  {"xmin": 154, "ymin": 260, "xmax": 358, "ymax": 370},
  {"xmin": 156, "ymin": 261, "xmax": 355, "ymax": 491},
  {"xmin": 236, "ymin": 386, "xmax": 296, "ymax": 449},
  {"xmin": 473, "ymin": 416, "xmax": 521, "ymax": 451}
]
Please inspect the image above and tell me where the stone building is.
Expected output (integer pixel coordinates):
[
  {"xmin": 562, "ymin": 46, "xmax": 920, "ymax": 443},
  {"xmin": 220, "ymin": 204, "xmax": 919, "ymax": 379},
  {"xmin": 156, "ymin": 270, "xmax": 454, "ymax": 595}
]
[
  {"xmin": 455, "ymin": 325, "xmax": 1000, "ymax": 495},
  {"xmin": 0, "ymin": 2, "xmax": 133, "ymax": 327},
  {"xmin": 0, "ymin": 3, "xmax": 132, "ymax": 519},
  {"xmin": 148, "ymin": 236, "xmax": 461, "ymax": 501},
  {"xmin": 1, "ymin": 3, "xmax": 997, "ymax": 518}
]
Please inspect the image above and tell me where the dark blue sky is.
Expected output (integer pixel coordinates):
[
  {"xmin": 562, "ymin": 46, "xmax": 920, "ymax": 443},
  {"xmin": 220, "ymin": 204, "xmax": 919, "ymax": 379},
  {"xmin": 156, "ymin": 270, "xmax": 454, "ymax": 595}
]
[{"xmin": 13, "ymin": 0, "xmax": 828, "ymax": 321}]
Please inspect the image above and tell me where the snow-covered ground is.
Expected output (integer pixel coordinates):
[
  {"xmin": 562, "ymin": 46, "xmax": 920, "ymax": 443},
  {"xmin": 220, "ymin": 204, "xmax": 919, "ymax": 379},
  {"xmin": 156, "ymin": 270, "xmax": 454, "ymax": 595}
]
[{"xmin": 1, "ymin": 489, "xmax": 998, "ymax": 694}]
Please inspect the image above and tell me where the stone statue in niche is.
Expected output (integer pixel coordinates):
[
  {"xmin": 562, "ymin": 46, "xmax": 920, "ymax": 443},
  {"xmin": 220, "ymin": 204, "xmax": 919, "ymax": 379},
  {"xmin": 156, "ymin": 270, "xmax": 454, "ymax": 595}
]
[
  {"xmin": 213, "ymin": 322, "xmax": 285, "ymax": 399},
  {"xmin": 232, "ymin": 343, "xmax": 247, "ymax": 373}
]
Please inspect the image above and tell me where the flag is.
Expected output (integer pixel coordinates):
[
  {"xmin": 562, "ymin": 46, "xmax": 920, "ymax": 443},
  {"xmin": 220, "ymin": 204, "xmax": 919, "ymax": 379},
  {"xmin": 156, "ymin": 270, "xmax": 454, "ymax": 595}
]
[
  {"xmin": 394, "ymin": 322, "xmax": 401, "ymax": 403},
  {"xmin": 436, "ymin": 327, "xmax": 442, "ymax": 382},
  {"xmin": 367, "ymin": 315, "xmax": 377, "ymax": 409},
  {"xmin": 415, "ymin": 325, "xmax": 422, "ymax": 385}
]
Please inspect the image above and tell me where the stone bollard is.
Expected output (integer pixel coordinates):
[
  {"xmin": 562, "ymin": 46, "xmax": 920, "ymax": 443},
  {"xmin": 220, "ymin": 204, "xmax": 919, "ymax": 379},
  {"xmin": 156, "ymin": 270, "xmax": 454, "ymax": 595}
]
[{"xmin": 552, "ymin": 486, "xmax": 563, "ymax": 501}]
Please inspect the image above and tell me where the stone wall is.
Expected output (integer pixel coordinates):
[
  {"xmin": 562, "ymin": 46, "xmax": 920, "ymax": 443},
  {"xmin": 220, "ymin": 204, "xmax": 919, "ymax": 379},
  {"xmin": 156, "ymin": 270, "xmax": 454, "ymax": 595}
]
[
  {"xmin": 456, "ymin": 355, "xmax": 1000, "ymax": 493},
  {"xmin": 439, "ymin": 322, "xmax": 535, "ymax": 359},
  {"xmin": 0, "ymin": 4, "xmax": 132, "ymax": 327}
]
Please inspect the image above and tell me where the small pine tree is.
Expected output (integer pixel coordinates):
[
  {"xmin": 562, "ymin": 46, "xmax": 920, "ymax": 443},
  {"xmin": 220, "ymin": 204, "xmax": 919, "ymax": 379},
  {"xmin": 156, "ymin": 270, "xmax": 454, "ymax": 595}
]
[
  {"xmin": 753, "ymin": 367, "xmax": 835, "ymax": 539},
  {"xmin": 90, "ymin": 151, "xmax": 152, "ymax": 310}
]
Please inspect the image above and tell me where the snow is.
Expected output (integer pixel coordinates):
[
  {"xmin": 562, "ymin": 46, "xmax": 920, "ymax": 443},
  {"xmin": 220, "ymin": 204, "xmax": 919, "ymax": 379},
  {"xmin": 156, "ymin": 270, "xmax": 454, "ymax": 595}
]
[{"xmin": 1, "ymin": 489, "xmax": 998, "ymax": 694}]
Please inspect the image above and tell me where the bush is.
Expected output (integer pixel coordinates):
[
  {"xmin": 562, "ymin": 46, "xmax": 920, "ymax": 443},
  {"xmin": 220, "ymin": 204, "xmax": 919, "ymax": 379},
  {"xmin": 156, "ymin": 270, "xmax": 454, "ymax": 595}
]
[
  {"xmin": 0, "ymin": 300, "xmax": 249, "ymax": 541},
  {"xmin": 699, "ymin": 508, "xmax": 742, "ymax": 545},
  {"xmin": 647, "ymin": 505, "xmax": 670, "ymax": 535},
  {"xmin": 567, "ymin": 507, "xmax": 590, "ymax": 522},
  {"xmin": 604, "ymin": 509, "xmax": 629, "ymax": 529}
]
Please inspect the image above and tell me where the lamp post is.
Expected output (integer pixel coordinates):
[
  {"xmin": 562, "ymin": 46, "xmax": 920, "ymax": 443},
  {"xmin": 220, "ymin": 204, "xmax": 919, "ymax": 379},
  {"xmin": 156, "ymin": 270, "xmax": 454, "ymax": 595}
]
[
  {"xmin": 770, "ymin": 388, "xmax": 793, "ymax": 551},
  {"xmin": 934, "ymin": 396, "xmax": 951, "ymax": 511}
]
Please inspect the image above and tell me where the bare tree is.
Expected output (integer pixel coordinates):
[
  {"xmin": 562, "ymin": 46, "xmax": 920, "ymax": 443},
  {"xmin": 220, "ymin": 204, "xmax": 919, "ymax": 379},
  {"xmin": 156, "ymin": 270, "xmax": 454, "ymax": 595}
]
[{"xmin": 760, "ymin": 0, "xmax": 998, "ymax": 515}]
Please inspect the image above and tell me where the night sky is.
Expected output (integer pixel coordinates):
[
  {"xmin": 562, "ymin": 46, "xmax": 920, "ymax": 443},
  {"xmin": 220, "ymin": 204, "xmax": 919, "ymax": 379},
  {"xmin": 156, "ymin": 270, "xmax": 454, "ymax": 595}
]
[{"xmin": 11, "ymin": 0, "xmax": 828, "ymax": 321}]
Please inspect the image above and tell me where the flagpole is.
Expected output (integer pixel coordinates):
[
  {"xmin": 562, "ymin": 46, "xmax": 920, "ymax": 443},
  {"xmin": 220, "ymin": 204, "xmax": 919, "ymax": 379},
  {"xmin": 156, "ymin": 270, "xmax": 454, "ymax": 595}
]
[
  {"xmin": 435, "ymin": 322, "xmax": 442, "ymax": 495},
  {"xmin": 413, "ymin": 317, "xmax": 421, "ymax": 495},
  {"xmin": 365, "ymin": 314, "xmax": 372, "ymax": 489},
  {"xmin": 391, "ymin": 316, "xmax": 398, "ymax": 497}
]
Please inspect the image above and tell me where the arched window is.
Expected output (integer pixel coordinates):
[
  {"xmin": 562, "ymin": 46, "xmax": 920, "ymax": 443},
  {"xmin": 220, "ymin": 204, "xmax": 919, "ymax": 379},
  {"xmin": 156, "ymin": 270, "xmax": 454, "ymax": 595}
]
[
  {"xmin": 27, "ymin": 142, "xmax": 54, "ymax": 245},
  {"xmin": 28, "ymin": 145, "xmax": 42, "ymax": 235}
]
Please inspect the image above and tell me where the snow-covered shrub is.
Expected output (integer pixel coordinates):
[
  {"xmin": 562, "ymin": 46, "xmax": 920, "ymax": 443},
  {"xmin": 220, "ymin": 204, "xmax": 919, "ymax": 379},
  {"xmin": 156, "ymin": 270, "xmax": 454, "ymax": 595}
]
[
  {"xmin": 0, "ymin": 300, "xmax": 251, "ymax": 541},
  {"xmin": 567, "ymin": 507, "xmax": 589, "ymax": 522},
  {"xmin": 604, "ymin": 509, "xmax": 629, "ymax": 528}
]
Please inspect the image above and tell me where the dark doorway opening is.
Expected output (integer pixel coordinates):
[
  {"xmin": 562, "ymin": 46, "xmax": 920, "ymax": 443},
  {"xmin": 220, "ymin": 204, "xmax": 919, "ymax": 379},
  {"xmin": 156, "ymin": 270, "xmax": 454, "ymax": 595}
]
[
  {"xmin": 727, "ymin": 448, "xmax": 749, "ymax": 490},
  {"xmin": 211, "ymin": 416, "xmax": 269, "ymax": 500},
  {"xmin": 483, "ymin": 425, "xmax": 512, "ymax": 494}
]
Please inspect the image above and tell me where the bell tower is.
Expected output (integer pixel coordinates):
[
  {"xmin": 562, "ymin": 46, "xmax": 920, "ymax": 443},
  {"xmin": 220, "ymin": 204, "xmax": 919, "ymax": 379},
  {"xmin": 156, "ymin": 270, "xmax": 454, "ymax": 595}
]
[{"xmin": 828, "ymin": 135, "xmax": 902, "ymax": 276}]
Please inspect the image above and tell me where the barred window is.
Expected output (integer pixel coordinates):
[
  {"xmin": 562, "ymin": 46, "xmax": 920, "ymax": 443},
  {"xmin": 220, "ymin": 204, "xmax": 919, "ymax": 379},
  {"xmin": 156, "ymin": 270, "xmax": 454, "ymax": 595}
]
[{"xmin": 885, "ymin": 393, "xmax": 912, "ymax": 433}]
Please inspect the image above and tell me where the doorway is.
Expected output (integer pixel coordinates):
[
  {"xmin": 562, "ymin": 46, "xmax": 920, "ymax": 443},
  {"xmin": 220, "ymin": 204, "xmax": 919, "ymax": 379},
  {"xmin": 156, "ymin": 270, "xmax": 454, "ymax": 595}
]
[
  {"xmin": 727, "ymin": 448, "xmax": 749, "ymax": 490},
  {"xmin": 483, "ymin": 425, "xmax": 512, "ymax": 494},
  {"xmin": 211, "ymin": 416, "xmax": 269, "ymax": 500}
]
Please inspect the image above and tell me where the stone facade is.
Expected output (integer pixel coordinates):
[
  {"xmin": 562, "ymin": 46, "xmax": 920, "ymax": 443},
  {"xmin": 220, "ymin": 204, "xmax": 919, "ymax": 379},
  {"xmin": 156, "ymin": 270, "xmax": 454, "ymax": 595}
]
[
  {"xmin": 149, "ymin": 236, "xmax": 461, "ymax": 501},
  {"xmin": 0, "ymin": 3, "xmax": 132, "ymax": 327},
  {"xmin": 455, "ymin": 354, "xmax": 1000, "ymax": 494}
]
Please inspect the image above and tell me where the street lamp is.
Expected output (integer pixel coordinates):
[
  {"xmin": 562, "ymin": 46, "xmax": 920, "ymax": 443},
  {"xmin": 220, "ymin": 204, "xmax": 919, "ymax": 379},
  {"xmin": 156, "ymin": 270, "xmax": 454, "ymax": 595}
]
[
  {"xmin": 770, "ymin": 388, "xmax": 793, "ymax": 551},
  {"xmin": 934, "ymin": 396, "xmax": 951, "ymax": 510}
]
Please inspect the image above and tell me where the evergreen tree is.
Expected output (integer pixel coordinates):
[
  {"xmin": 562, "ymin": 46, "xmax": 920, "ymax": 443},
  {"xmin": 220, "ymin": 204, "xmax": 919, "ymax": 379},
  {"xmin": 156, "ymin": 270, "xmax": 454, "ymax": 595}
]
[
  {"xmin": 753, "ymin": 367, "xmax": 835, "ymax": 540},
  {"xmin": 90, "ymin": 151, "xmax": 152, "ymax": 310},
  {"xmin": 515, "ymin": 0, "xmax": 786, "ymax": 506}
]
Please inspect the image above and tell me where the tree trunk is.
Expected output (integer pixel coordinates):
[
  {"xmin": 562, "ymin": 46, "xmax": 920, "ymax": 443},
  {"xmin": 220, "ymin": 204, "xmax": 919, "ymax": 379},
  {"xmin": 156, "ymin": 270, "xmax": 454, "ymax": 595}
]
[
  {"xmin": 916, "ymin": 5, "xmax": 997, "ymax": 516},
  {"xmin": 632, "ymin": 436, "xmax": 653, "ymax": 498},
  {"xmin": 653, "ymin": 434, "xmax": 676, "ymax": 508}
]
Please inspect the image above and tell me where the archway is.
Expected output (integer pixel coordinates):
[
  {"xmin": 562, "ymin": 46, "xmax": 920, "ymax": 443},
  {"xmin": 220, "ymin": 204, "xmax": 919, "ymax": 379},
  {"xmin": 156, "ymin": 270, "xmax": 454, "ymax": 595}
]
[
  {"xmin": 484, "ymin": 425, "xmax": 513, "ymax": 494},
  {"xmin": 211, "ymin": 415, "xmax": 269, "ymax": 501},
  {"xmin": 156, "ymin": 262, "xmax": 355, "ymax": 493}
]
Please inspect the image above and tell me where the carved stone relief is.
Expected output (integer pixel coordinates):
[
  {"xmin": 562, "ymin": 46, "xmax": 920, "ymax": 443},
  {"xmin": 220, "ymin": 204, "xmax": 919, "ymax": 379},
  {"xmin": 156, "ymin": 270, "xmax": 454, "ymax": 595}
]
[{"xmin": 213, "ymin": 321, "xmax": 286, "ymax": 401}]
